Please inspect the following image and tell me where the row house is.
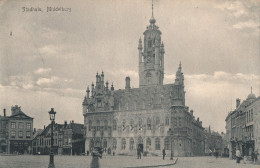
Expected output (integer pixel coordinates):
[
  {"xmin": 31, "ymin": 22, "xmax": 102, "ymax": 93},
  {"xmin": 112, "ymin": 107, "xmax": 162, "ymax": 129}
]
[
  {"xmin": 225, "ymin": 91, "xmax": 260, "ymax": 159},
  {"xmin": 32, "ymin": 121, "xmax": 85, "ymax": 155},
  {"xmin": 0, "ymin": 106, "xmax": 34, "ymax": 154}
]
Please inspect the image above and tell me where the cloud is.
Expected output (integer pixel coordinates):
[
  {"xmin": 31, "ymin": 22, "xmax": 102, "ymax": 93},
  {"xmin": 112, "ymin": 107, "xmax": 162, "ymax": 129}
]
[
  {"xmin": 232, "ymin": 20, "xmax": 259, "ymax": 30},
  {"xmin": 39, "ymin": 45, "xmax": 59, "ymax": 55},
  {"xmin": 40, "ymin": 27, "xmax": 65, "ymax": 40},
  {"xmin": 36, "ymin": 76, "xmax": 59, "ymax": 86},
  {"xmin": 215, "ymin": 1, "xmax": 246, "ymax": 17},
  {"xmin": 8, "ymin": 74, "xmax": 35, "ymax": 90},
  {"xmin": 34, "ymin": 68, "xmax": 52, "ymax": 75}
]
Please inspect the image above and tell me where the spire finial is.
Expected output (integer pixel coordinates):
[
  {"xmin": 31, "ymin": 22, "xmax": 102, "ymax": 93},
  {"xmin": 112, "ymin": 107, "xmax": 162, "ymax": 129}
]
[
  {"xmin": 152, "ymin": 0, "xmax": 154, "ymax": 17},
  {"xmin": 149, "ymin": 0, "xmax": 156, "ymax": 24}
]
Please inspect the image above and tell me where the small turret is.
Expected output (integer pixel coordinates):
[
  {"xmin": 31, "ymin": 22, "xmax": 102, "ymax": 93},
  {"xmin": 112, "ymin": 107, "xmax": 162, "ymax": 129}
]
[
  {"xmin": 174, "ymin": 62, "xmax": 184, "ymax": 85},
  {"xmin": 86, "ymin": 86, "xmax": 90, "ymax": 98},
  {"xmin": 111, "ymin": 83, "xmax": 114, "ymax": 91},
  {"xmin": 91, "ymin": 82, "xmax": 94, "ymax": 97},
  {"xmin": 160, "ymin": 42, "xmax": 165, "ymax": 54},
  {"xmin": 138, "ymin": 37, "xmax": 143, "ymax": 50},
  {"xmin": 105, "ymin": 81, "xmax": 109, "ymax": 90},
  {"xmin": 101, "ymin": 71, "xmax": 104, "ymax": 82}
]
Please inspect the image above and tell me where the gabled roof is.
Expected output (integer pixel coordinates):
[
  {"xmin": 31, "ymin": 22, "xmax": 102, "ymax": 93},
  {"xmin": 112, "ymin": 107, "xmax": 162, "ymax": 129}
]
[
  {"xmin": 8, "ymin": 111, "xmax": 33, "ymax": 119},
  {"xmin": 39, "ymin": 123, "xmax": 63, "ymax": 137},
  {"xmin": 64, "ymin": 122, "xmax": 84, "ymax": 135}
]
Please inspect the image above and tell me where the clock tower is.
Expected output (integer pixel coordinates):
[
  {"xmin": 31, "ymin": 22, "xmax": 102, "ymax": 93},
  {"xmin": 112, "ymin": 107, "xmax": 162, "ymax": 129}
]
[{"xmin": 138, "ymin": 3, "xmax": 165, "ymax": 88}]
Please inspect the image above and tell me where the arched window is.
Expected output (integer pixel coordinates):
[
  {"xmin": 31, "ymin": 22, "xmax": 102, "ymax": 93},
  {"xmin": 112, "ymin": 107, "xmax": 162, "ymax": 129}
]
[
  {"xmin": 130, "ymin": 138, "xmax": 134, "ymax": 150},
  {"xmin": 165, "ymin": 117, "xmax": 169, "ymax": 126},
  {"xmin": 147, "ymin": 118, "xmax": 151, "ymax": 130},
  {"xmin": 155, "ymin": 138, "xmax": 160, "ymax": 150},
  {"xmin": 138, "ymin": 118, "xmax": 142, "ymax": 130},
  {"xmin": 89, "ymin": 120, "xmax": 92, "ymax": 131},
  {"xmin": 97, "ymin": 120, "xmax": 100, "ymax": 131},
  {"xmin": 103, "ymin": 139, "xmax": 107, "ymax": 148},
  {"xmin": 113, "ymin": 120, "xmax": 117, "ymax": 131},
  {"xmin": 146, "ymin": 72, "xmax": 152, "ymax": 84},
  {"xmin": 146, "ymin": 138, "xmax": 151, "ymax": 150},
  {"xmin": 122, "ymin": 138, "xmax": 126, "ymax": 150},
  {"xmin": 130, "ymin": 119, "xmax": 134, "ymax": 131},
  {"xmin": 123, "ymin": 119, "xmax": 126, "ymax": 131},
  {"xmin": 112, "ymin": 138, "xmax": 117, "ymax": 149},
  {"xmin": 164, "ymin": 137, "xmax": 170, "ymax": 150},
  {"xmin": 104, "ymin": 120, "xmax": 108, "ymax": 130}
]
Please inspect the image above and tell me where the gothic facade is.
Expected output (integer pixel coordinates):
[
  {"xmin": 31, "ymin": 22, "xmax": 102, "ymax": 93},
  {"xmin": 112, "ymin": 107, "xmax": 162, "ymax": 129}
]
[{"xmin": 82, "ymin": 11, "xmax": 205, "ymax": 157}]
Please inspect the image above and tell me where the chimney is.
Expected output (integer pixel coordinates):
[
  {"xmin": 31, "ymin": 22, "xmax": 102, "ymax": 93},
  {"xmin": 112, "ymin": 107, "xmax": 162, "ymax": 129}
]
[
  {"xmin": 3, "ymin": 109, "xmax": 6, "ymax": 117},
  {"xmin": 236, "ymin": 98, "xmax": 240, "ymax": 108},
  {"xmin": 190, "ymin": 110, "xmax": 193, "ymax": 116},
  {"xmin": 44, "ymin": 125, "xmax": 46, "ymax": 129},
  {"xmin": 125, "ymin": 77, "xmax": 131, "ymax": 89},
  {"xmin": 33, "ymin": 128, "xmax": 36, "ymax": 134},
  {"xmin": 72, "ymin": 120, "xmax": 74, "ymax": 123},
  {"xmin": 64, "ymin": 121, "xmax": 67, "ymax": 126}
]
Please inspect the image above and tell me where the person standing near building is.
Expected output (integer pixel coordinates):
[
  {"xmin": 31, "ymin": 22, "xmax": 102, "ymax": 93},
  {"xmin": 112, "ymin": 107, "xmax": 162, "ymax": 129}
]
[
  {"xmin": 137, "ymin": 146, "xmax": 141, "ymax": 159},
  {"xmin": 90, "ymin": 149, "xmax": 101, "ymax": 168},
  {"xmin": 162, "ymin": 148, "xmax": 166, "ymax": 160},
  {"xmin": 236, "ymin": 148, "xmax": 241, "ymax": 164}
]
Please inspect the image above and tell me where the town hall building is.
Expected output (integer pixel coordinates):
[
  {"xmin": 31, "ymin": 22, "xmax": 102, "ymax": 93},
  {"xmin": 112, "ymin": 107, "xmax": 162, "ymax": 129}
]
[{"xmin": 82, "ymin": 7, "xmax": 205, "ymax": 157}]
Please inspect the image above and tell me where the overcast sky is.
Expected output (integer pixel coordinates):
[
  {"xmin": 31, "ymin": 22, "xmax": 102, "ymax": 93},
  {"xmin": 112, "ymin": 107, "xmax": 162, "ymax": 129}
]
[{"xmin": 0, "ymin": 0, "xmax": 259, "ymax": 132}]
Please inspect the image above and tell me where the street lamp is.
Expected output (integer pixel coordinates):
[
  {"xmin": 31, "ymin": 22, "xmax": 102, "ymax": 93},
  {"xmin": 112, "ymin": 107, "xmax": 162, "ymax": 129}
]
[{"xmin": 48, "ymin": 108, "xmax": 56, "ymax": 168}]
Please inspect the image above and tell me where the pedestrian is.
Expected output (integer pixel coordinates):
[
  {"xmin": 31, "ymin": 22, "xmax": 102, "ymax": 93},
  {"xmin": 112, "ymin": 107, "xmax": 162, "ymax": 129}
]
[
  {"xmin": 137, "ymin": 146, "xmax": 141, "ymax": 159},
  {"xmin": 255, "ymin": 150, "xmax": 259, "ymax": 163},
  {"xmin": 137, "ymin": 147, "xmax": 140, "ymax": 159},
  {"xmin": 236, "ymin": 148, "xmax": 241, "ymax": 164},
  {"xmin": 215, "ymin": 151, "xmax": 219, "ymax": 159},
  {"xmin": 252, "ymin": 150, "xmax": 255, "ymax": 163},
  {"xmin": 162, "ymin": 148, "xmax": 166, "ymax": 160},
  {"xmin": 90, "ymin": 149, "xmax": 101, "ymax": 168},
  {"xmin": 87, "ymin": 150, "xmax": 89, "ymax": 156},
  {"xmin": 113, "ymin": 151, "xmax": 115, "ymax": 156}
]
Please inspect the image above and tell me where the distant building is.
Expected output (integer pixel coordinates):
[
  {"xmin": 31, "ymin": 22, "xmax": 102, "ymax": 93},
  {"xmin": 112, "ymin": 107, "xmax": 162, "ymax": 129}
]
[
  {"xmin": 82, "ymin": 5, "xmax": 205, "ymax": 157},
  {"xmin": 32, "ymin": 121, "xmax": 85, "ymax": 155},
  {"xmin": 225, "ymin": 90, "xmax": 260, "ymax": 159},
  {"xmin": 60, "ymin": 121, "xmax": 85, "ymax": 155},
  {"xmin": 204, "ymin": 126, "xmax": 224, "ymax": 156},
  {"xmin": 0, "ymin": 109, "xmax": 9, "ymax": 153},
  {"xmin": 0, "ymin": 106, "xmax": 34, "ymax": 154}
]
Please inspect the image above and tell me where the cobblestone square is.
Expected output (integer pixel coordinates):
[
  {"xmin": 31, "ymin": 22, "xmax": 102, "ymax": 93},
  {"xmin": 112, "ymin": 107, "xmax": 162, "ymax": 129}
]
[{"xmin": 0, "ymin": 155, "xmax": 259, "ymax": 168}]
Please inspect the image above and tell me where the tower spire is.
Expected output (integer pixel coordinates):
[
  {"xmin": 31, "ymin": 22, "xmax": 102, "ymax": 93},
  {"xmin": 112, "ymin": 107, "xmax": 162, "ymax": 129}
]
[
  {"xmin": 149, "ymin": 0, "xmax": 156, "ymax": 24},
  {"xmin": 152, "ymin": 0, "xmax": 154, "ymax": 17}
]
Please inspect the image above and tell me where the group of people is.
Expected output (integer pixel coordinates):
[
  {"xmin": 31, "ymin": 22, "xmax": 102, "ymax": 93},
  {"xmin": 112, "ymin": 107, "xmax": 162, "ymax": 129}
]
[
  {"xmin": 137, "ymin": 147, "xmax": 167, "ymax": 160},
  {"xmin": 236, "ymin": 148, "xmax": 259, "ymax": 164}
]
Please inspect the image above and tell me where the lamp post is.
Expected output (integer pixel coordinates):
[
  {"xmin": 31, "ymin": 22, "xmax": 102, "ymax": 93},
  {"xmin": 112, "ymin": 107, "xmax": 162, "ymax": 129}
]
[{"xmin": 48, "ymin": 108, "xmax": 56, "ymax": 168}]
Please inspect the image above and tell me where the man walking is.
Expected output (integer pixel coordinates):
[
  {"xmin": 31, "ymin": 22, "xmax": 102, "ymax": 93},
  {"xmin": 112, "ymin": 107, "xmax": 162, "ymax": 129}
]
[
  {"xmin": 137, "ymin": 146, "xmax": 141, "ymax": 159},
  {"xmin": 236, "ymin": 148, "xmax": 241, "ymax": 164},
  {"xmin": 162, "ymin": 148, "xmax": 166, "ymax": 160}
]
